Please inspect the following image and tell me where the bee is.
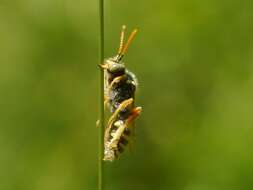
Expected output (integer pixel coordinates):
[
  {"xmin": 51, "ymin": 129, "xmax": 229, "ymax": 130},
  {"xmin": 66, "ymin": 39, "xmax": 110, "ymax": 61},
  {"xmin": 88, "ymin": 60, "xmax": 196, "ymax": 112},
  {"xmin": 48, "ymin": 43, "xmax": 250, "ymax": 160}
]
[{"xmin": 99, "ymin": 25, "xmax": 142, "ymax": 161}]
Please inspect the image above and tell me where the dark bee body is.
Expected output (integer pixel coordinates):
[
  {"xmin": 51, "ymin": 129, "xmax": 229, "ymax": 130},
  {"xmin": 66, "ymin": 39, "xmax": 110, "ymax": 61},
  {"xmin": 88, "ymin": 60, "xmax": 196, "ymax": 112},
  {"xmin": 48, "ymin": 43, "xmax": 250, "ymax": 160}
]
[
  {"xmin": 100, "ymin": 26, "xmax": 141, "ymax": 161},
  {"xmin": 107, "ymin": 65, "xmax": 137, "ymax": 113}
]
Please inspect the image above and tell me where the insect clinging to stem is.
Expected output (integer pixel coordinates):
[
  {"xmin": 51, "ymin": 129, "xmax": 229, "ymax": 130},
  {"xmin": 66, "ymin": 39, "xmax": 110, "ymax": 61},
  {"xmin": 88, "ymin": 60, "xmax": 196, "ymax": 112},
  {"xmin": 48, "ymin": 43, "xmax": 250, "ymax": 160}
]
[{"xmin": 99, "ymin": 25, "xmax": 142, "ymax": 161}]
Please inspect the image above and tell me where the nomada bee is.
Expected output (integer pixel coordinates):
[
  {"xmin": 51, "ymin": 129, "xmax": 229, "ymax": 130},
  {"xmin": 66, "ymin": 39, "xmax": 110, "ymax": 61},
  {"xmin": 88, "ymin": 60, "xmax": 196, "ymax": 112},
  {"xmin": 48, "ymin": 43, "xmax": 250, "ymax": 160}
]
[{"xmin": 99, "ymin": 25, "xmax": 142, "ymax": 161}]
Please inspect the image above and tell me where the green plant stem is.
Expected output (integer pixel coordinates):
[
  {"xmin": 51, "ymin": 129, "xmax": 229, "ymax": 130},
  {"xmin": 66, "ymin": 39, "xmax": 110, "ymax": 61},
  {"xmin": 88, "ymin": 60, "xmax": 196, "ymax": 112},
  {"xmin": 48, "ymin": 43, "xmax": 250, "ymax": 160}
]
[{"xmin": 98, "ymin": 0, "xmax": 104, "ymax": 189}]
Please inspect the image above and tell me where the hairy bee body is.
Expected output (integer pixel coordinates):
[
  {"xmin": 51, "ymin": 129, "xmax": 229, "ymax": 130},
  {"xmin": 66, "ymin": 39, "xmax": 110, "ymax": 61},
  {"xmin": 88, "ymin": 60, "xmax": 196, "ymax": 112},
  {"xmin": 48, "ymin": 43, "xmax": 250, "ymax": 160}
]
[
  {"xmin": 100, "ymin": 26, "xmax": 141, "ymax": 162},
  {"xmin": 104, "ymin": 59, "xmax": 138, "ymax": 113}
]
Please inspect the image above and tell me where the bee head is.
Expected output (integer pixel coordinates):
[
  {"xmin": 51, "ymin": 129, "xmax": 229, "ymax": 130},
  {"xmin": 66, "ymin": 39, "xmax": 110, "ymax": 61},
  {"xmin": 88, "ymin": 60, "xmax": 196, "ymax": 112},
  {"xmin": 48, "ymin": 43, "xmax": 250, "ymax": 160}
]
[{"xmin": 103, "ymin": 58, "xmax": 126, "ymax": 76}]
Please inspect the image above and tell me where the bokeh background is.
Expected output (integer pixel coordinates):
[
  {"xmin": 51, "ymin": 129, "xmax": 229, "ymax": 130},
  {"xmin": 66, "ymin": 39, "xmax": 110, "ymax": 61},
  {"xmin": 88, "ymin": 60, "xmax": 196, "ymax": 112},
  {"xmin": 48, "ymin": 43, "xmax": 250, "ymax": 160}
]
[{"xmin": 1, "ymin": 0, "xmax": 253, "ymax": 189}]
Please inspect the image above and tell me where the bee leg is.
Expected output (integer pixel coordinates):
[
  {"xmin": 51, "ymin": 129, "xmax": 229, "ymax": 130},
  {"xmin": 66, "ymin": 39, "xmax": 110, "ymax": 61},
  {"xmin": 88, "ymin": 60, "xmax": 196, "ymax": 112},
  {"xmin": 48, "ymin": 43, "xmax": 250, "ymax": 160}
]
[
  {"xmin": 98, "ymin": 63, "xmax": 108, "ymax": 70},
  {"xmin": 116, "ymin": 107, "xmax": 141, "ymax": 153},
  {"xmin": 108, "ymin": 75, "xmax": 127, "ymax": 91},
  {"xmin": 105, "ymin": 98, "xmax": 134, "ymax": 144},
  {"xmin": 124, "ymin": 107, "xmax": 142, "ymax": 150},
  {"xmin": 110, "ymin": 120, "xmax": 127, "ymax": 145},
  {"xmin": 109, "ymin": 107, "xmax": 141, "ymax": 141},
  {"xmin": 125, "ymin": 107, "xmax": 142, "ymax": 127},
  {"xmin": 107, "ymin": 98, "xmax": 134, "ymax": 127}
]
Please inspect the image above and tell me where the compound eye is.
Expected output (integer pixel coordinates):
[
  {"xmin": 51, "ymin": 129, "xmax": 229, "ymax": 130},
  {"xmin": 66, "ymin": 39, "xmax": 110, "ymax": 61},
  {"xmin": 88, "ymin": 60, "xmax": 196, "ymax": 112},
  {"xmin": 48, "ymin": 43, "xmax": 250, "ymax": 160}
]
[{"xmin": 109, "ymin": 64, "xmax": 125, "ymax": 74}]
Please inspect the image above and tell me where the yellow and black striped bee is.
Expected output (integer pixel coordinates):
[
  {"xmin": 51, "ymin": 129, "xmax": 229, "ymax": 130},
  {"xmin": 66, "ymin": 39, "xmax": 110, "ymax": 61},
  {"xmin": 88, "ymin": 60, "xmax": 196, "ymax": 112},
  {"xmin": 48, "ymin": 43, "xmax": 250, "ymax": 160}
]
[{"xmin": 99, "ymin": 25, "xmax": 142, "ymax": 161}]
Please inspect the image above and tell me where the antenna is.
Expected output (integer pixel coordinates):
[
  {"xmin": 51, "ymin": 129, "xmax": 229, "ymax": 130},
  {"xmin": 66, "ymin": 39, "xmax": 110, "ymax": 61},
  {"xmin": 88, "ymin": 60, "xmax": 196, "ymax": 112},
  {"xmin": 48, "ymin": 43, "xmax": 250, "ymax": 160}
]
[
  {"xmin": 117, "ymin": 25, "xmax": 126, "ymax": 54},
  {"xmin": 121, "ymin": 29, "xmax": 138, "ymax": 56}
]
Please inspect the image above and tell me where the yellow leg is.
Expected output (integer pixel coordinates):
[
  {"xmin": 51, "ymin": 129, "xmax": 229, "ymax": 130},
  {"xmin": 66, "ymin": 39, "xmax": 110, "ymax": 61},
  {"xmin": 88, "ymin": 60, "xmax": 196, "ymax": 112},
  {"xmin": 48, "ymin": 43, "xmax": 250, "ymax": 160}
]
[
  {"xmin": 125, "ymin": 107, "xmax": 142, "ymax": 127},
  {"xmin": 104, "ymin": 98, "xmax": 133, "ymax": 145},
  {"xmin": 111, "ymin": 106, "xmax": 142, "ymax": 151},
  {"xmin": 108, "ymin": 75, "xmax": 127, "ymax": 91},
  {"xmin": 107, "ymin": 98, "xmax": 134, "ymax": 129}
]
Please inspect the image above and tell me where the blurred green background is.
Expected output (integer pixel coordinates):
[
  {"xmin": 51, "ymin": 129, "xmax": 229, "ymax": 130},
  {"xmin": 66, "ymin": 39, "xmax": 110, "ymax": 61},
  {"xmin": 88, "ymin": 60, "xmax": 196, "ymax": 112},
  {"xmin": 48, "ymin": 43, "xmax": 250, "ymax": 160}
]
[{"xmin": 1, "ymin": 0, "xmax": 253, "ymax": 189}]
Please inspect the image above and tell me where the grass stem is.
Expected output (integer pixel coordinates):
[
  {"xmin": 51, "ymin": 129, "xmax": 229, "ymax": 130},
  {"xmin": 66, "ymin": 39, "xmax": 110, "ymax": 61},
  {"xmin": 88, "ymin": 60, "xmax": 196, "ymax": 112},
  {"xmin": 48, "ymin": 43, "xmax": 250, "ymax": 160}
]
[{"xmin": 98, "ymin": 0, "xmax": 104, "ymax": 189}]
